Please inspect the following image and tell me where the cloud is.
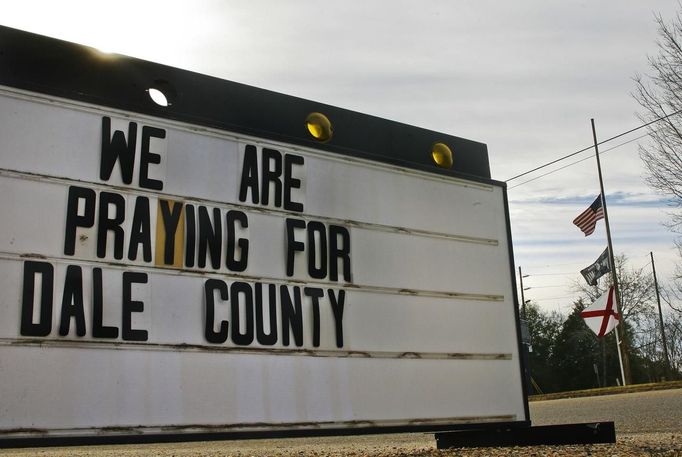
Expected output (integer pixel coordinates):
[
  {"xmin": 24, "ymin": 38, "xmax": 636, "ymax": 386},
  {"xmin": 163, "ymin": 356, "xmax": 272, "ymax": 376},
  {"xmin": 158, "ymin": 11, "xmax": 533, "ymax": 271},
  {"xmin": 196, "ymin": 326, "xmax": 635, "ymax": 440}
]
[{"xmin": 3, "ymin": 0, "xmax": 680, "ymax": 314}]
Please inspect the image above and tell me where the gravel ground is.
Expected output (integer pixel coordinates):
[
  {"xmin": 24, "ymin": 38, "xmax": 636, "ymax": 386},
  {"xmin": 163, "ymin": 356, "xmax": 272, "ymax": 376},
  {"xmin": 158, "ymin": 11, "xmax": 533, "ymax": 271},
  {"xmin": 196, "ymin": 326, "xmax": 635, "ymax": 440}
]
[
  {"xmin": 2, "ymin": 389, "xmax": 681, "ymax": 456},
  {"xmin": 2, "ymin": 432, "xmax": 681, "ymax": 457}
]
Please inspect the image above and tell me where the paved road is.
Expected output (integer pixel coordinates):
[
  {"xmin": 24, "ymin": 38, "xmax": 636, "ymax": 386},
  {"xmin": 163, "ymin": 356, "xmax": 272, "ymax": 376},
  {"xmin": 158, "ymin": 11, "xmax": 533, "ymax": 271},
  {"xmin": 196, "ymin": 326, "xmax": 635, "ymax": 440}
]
[
  {"xmin": 1, "ymin": 389, "xmax": 681, "ymax": 456},
  {"xmin": 529, "ymin": 388, "xmax": 682, "ymax": 433}
]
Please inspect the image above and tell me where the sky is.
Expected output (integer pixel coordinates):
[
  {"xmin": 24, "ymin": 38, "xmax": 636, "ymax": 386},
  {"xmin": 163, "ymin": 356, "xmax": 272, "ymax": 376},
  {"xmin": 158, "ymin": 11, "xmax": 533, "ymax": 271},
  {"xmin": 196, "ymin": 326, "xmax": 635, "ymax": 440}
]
[{"xmin": 2, "ymin": 0, "xmax": 681, "ymax": 315}]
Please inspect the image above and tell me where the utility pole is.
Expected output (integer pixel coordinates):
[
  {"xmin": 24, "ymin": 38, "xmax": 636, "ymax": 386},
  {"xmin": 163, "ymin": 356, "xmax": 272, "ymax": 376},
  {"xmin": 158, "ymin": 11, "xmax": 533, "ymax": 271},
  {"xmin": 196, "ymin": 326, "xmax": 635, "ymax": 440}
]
[
  {"xmin": 650, "ymin": 251, "xmax": 671, "ymax": 378},
  {"xmin": 518, "ymin": 266, "xmax": 534, "ymax": 394},
  {"xmin": 591, "ymin": 118, "xmax": 631, "ymax": 385},
  {"xmin": 519, "ymin": 266, "xmax": 527, "ymax": 319}
]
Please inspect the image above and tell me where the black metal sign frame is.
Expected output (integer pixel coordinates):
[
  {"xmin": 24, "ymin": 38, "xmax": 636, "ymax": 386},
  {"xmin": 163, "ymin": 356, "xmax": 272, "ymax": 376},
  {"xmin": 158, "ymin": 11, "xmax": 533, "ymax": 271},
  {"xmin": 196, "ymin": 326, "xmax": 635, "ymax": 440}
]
[{"xmin": 0, "ymin": 25, "xmax": 530, "ymax": 447}]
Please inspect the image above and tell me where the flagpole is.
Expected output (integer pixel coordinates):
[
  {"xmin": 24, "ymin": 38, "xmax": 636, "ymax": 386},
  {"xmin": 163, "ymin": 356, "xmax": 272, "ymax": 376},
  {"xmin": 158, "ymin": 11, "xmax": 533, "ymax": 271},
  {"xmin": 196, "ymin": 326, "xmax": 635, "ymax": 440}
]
[
  {"xmin": 614, "ymin": 315, "xmax": 626, "ymax": 385},
  {"xmin": 591, "ymin": 118, "xmax": 631, "ymax": 386}
]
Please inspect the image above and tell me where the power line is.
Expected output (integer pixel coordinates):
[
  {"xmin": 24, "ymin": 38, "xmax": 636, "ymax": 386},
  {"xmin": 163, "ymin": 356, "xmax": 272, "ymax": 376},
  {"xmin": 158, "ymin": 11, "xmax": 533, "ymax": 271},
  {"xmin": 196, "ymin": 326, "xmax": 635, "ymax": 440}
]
[
  {"xmin": 522, "ymin": 272, "xmax": 577, "ymax": 277},
  {"xmin": 523, "ymin": 285, "xmax": 566, "ymax": 289},
  {"xmin": 504, "ymin": 108, "xmax": 682, "ymax": 182},
  {"xmin": 527, "ymin": 295, "xmax": 577, "ymax": 302},
  {"xmin": 508, "ymin": 132, "xmax": 651, "ymax": 189},
  {"xmin": 520, "ymin": 260, "xmax": 589, "ymax": 268}
]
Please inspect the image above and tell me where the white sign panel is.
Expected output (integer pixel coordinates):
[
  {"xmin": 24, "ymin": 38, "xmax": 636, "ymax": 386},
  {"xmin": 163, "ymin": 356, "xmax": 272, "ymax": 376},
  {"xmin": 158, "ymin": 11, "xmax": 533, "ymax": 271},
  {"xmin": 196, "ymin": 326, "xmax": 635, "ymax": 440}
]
[{"xmin": 0, "ymin": 87, "xmax": 527, "ymax": 439}]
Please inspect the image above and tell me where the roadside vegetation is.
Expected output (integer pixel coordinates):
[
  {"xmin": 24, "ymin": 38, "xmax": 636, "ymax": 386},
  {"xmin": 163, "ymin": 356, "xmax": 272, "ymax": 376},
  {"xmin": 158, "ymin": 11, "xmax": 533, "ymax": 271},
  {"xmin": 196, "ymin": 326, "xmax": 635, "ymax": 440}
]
[{"xmin": 524, "ymin": 256, "xmax": 682, "ymax": 393}]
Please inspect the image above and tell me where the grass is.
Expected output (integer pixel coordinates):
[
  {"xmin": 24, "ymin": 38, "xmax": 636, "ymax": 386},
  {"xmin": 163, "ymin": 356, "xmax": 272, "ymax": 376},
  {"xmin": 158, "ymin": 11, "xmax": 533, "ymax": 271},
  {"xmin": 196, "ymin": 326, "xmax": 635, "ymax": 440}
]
[{"xmin": 528, "ymin": 380, "xmax": 682, "ymax": 401}]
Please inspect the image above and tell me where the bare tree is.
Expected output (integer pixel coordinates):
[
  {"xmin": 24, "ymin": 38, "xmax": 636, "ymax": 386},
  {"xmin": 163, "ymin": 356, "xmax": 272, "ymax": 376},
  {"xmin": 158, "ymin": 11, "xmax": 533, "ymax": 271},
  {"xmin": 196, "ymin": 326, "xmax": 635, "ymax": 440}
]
[
  {"xmin": 661, "ymin": 286, "xmax": 682, "ymax": 314},
  {"xmin": 573, "ymin": 255, "xmax": 656, "ymax": 327},
  {"xmin": 661, "ymin": 288, "xmax": 682, "ymax": 377},
  {"xmin": 666, "ymin": 313, "xmax": 682, "ymax": 374},
  {"xmin": 633, "ymin": 11, "xmax": 682, "ymax": 250},
  {"xmin": 636, "ymin": 312, "xmax": 680, "ymax": 380}
]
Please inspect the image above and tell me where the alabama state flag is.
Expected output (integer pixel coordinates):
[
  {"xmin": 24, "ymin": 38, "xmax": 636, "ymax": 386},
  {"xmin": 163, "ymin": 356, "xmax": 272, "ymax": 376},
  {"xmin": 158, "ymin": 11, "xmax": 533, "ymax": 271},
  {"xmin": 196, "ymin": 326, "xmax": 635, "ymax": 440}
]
[{"xmin": 580, "ymin": 286, "xmax": 620, "ymax": 337}]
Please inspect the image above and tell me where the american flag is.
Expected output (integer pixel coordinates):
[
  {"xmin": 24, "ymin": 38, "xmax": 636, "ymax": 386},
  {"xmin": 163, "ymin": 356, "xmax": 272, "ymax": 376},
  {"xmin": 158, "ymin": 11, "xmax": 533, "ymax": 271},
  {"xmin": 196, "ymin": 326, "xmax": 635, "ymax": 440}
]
[{"xmin": 573, "ymin": 195, "xmax": 604, "ymax": 236}]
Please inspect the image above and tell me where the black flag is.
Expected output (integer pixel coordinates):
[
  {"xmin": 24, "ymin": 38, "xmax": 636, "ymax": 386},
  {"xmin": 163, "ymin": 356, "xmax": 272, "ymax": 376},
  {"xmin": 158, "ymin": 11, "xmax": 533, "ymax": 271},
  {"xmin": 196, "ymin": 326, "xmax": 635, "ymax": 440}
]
[{"xmin": 581, "ymin": 248, "xmax": 611, "ymax": 286}]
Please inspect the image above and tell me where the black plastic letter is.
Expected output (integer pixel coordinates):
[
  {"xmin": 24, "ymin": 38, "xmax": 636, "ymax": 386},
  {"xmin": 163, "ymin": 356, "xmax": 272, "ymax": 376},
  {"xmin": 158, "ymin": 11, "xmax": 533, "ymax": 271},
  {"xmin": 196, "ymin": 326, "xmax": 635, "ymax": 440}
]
[
  {"xmin": 128, "ymin": 196, "xmax": 152, "ymax": 262},
  {"xmin": 226, "ymin": 210, "xmax": 249, "ymax": 272},
  {"xmin": 100, "ymin": 117, "xmax": 137, "ymax": 184},
  {"xmin": 329, "ymin": 225, "xmax": 351, "ymax": 282},
  {"xmin": 20, "ymin": 261, "xmax": 54, "ymax": 337},
  {"xmin": 122, "ymin": 272, "xmax": 148, "ymax": 341},
  {"xmin": 255, "ymin": 283, "xmax": 278, "ymax": 346},
  {"xmin": 280, "ymin": 285, "xmax": 303, "ymax": 347},
  {"xmin": 97, "ymin": 192, "xmax": 126, "ymax": 259},
  {"xmin": 64, "ymin": 186, "xmax": 96, "ymax": 256},
  {"xmin": 59, "ymin": 265, "xmax": 86, "ymax": 337},
  {"xmin": 204, "ymin": 279, "xmax": 229, "ymax": 344},
  {"xmin": 198, "ymin": 206, "xmax": 222, "ymax": 270},
  {"xmin": 328, "ymin": 289, "xmax": 345, "ymax": 348},
  {"xmin": 285, "ymin": 218, "xmax": 306, "ymax": 276},
  {"xmin": 305, "ymin": 287, "xmax": 324, "ymax": 347},
  {"xmin": 283, "ymin": 154, "xmax": 304, "ymax": 212},
  {"xmin": 307, "ymin": 222, "xmax": 327, "ymax": 279},
  {"xmin": 92, "ymin": 267, "xmax": 118, "ymax": 339},
  {"xmin": 230, "ymin": 282, "xmax": 254, "ymax": 346},
  {"xmin": 139, "ymin": 126, "xmax": 165, "ymax": 190},
  {"xmin": 261, "ymin": 148, "xmax": 282, "ymax": 207},
  {"xmin": 185, "ymin": 204, "xmax": 196, "ymax": 268},
  {"xmin": 238, "ymin": 144, "xmax": 260, "ymax": 204}
]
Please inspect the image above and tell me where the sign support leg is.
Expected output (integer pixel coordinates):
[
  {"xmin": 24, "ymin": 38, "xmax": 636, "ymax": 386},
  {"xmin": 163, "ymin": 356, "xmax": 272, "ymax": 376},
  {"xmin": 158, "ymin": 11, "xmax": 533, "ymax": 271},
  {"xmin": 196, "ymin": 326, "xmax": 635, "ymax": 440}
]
[{"xmin": 435, "ymin": 422, "xmax": 616, "ymax": 449}]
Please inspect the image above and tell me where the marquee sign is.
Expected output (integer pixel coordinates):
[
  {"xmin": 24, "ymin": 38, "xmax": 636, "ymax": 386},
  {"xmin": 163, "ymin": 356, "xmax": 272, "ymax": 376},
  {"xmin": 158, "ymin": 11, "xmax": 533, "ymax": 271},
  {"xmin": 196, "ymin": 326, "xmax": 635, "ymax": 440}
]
[{"xmin": 0, "ymin": 26, "xmax": 529, "ymax": 444}]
